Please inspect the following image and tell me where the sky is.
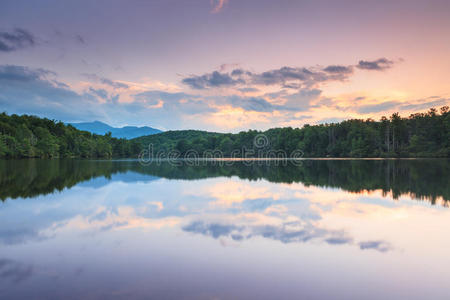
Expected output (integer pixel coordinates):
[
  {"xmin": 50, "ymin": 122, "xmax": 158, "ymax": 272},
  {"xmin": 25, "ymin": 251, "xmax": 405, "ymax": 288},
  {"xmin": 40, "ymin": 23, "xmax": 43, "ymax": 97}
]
[{"xmin": 0, "ymin": 0, "xmax": 449, "ymax": 132}]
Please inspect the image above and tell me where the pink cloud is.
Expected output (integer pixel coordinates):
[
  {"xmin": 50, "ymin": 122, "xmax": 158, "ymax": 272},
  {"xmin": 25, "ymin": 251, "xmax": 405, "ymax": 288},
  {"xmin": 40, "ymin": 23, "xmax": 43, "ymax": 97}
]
[{"xmin": 210, "ymin": 0, "xmax": 228, "ymax": 14}]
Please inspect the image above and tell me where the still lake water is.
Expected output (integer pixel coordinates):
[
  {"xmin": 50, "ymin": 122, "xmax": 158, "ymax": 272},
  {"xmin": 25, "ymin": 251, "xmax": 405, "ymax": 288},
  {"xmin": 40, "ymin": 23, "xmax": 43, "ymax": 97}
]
[{"xmin": 0, "ymin": 159, "xmax": 449, "ymax": 299}]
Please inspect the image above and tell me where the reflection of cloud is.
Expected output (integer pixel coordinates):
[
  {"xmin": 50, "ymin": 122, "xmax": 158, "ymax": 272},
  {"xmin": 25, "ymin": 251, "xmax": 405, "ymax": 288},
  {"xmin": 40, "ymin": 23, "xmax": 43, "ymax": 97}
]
[
  {"xmin": 148, "ymin": 201, "xmax": 164, "ymax": 212},
  {"xmin": 200, "ymin": 181, "xmax": 279, "ymax": 208},
  {"xmin": 325, "ymin": 237, "xmax": 354, "ymax": 245},
  {"xmin": 242, "ymin": 198, "xmax": 279, "ymax": 211},
  {"xmin": 61, "ymin": 206, "xmax": 180, "ymax": 233},
  {"xmin": 0, "ymin": 174, "xmax": 406, "ymax": 255},
  {"xmin": 182, "ymin": 217, "xmax": 394, "ymax": 252},
  {"xmin": 256, "ymin": 223, "xmax": 329, "ymax": 243},
  {"xmin": 0, "ymin": 259, "xmax": 33, "ymax": 283},
  {"xmin": 183, "ymin": 221, "xmax": 239, "ymax": 238},
  {"xmin": 0, "ymin": 228, "xmax": 44, "ymax": 245},
  {"xmin": 181, "ymin": 181, "xmax": 398, "ymax": 252},
  {"xmin": 182, "ymin": 219, "xmax": 354, "ymax": 247}
]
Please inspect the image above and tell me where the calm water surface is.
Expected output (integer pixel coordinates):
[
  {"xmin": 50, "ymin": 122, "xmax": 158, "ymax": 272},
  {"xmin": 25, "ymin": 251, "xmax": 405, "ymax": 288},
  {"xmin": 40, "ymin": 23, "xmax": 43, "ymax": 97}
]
[{"xmin": 0, "ymin": 159, "xmax": 449, "ymax": 300}]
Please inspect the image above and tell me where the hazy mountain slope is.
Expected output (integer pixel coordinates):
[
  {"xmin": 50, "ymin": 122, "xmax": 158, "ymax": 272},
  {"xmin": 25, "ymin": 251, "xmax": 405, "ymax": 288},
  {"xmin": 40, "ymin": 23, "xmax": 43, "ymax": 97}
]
[{"xmin": 70, "ymin": 121, "xmax": 162, "ymax": 139}]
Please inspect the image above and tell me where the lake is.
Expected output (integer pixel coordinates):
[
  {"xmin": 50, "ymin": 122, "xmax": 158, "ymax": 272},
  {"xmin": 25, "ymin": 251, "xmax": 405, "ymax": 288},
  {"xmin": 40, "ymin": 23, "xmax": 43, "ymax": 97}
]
[{"xmin": 0, "ymin": 159, "xmax": 449, "ymax": 299}]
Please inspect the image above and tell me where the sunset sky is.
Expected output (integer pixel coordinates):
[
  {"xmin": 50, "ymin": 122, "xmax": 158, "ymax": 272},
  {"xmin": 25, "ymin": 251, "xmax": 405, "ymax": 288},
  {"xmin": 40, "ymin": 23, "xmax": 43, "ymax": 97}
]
[{"xmin": 1, "ymin": 0, "xmax": 449, "ymax": 132}]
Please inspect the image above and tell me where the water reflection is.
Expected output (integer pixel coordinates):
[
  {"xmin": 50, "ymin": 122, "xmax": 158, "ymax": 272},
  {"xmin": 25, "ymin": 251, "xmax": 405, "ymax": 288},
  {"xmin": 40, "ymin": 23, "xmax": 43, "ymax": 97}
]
[
  {"xmin": 0, "ymin": 159, "xmax": 449, "ymax": 299},
  {"xmin": 1, "ymin": 159, "xmax": 448, "ymax": 204},
  {"xmin": 0, "ymin": 259, "xmax": 33, "ymax": 284}
]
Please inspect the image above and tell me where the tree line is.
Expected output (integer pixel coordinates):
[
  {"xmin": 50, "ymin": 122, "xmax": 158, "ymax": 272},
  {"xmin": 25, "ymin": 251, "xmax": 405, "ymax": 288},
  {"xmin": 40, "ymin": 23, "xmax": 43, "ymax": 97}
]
[
  {"xmin": 1, "ymin": 106, "xmax": 449, "ymax": 159},
  {"xmin": 0, "ymin": 113, "xmax": 140, "ymax": 158},
  {"xmin": 136, "ymin": 106, "xmax": 450, "ymax": 158}
]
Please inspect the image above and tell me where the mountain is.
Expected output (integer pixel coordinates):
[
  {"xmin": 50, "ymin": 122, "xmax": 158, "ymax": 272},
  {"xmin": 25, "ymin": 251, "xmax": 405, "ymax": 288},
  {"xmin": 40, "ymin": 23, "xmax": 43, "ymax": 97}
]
[{"xmin": 69, "ymin": 121, "xmax": 162, "ymax": 139}]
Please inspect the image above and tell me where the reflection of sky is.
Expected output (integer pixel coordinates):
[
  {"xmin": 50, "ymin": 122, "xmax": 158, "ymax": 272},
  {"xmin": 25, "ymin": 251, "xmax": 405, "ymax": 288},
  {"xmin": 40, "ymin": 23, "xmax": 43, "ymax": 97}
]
[
  {"xmin": 77, "ymin": 171, "xmax": 160, "ymax": 189},
  {"xmin": 1, "ymin": 172, "xmax": 450, "ymax": 299}
]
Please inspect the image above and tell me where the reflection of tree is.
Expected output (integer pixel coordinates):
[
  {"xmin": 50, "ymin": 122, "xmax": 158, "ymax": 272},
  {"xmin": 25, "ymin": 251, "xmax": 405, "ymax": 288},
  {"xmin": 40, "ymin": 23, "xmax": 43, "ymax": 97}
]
[
  {"xmin": 0, "ymin": 159, "xmax": 119, "ymax": 200},
  {"xmin": 141, "ymin": 160, "xmax": 449, "ymax": 204},
  {"xmin": 1, "ymin": 159, "xmax": 448, "ymax": 204}
]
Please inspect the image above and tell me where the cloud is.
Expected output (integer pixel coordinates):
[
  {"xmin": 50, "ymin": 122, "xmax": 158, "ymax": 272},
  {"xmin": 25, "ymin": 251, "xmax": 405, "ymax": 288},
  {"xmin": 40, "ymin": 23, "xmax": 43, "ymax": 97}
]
[
  {"xmin": 210, "ymin": 0, "xmax": 228, "ymax": 13},
  {"xmin": 0, "ymin": 65, "xmax": 101, "ymax": 121},
  {"xmin": 356, "ymin": 101, "xmax": 400, "ymax": 114},
  {"xmin": 313, "ymin": 94, "xmax": 449, "ymax": 119},
  {"xmin": 0, "ymin": 64, "xmax": 54, "ymax": 81},
  {"xmin": 317, "ymin": 117, "xmax": 346, "ymax": 124},
  {"xmin": 212, "ymin": 89, "xmax": 320, "ymax": 113},
  {"xmin": 87, "ymin": 87, "xmax": 119, "ymax": 102},
  {"xmin": 82, "ymin": 73, "xmax": 129, "ymax": 89},
  {"xmin": 81, "ymin": 73, "xmax": 131, "ymax": 103},
  {"xmin": 359, "ymin": 240, "xmax": 393, "ymax": 252},
  {"xmin": 0, "ymin": 65, "xmax": 223, "ymax": 128},
  {"xmin": 182, "ymin": 70, "xmax": 243, "ymax": 89},
  {"xmin": 0, "ymin": 28, "xmax": 35, "ymax": 52},
  {"xmin": 182, "ymin": 63, "xmax": 357, "ymax": 90},
  {"xmin": 231, "ymin": 68, "xmax": 245, "ymax": 76},
  {"xmin": 75, "ymin": 34, "xmax": 86, "ymax": 44},
  {"xmin": 252, "ymin": 67, "xmax": 326, "ymax": 86},
  {"xmin": 399, "ymin": 98, "xmax": 449, "ymax": 111},
  {"xmin": 238, "ymin": 87, "xmax": 259, "ymax": 93},
  {"xmin": 220, "ymin": 63, "xmax": 239, "ymax": 72},
  {"xmin": 88, "ymin": 87, "xmax": 108, "ymax": 100},
  {"xmin": 133, "ymin": 90, "xmax": 216, "ymax": 114},
  {"xmin": 228, "ymin": 96, "xmax": 280, "ymax": 112},
  {"xmin": 284, "ymin": 89, "xmax": 322, "ymax": 110},
  {"xmin": 291, "ymin": 115, "xmax": 312, "ymax": 121},
  {"xmin": 0, "ymin": 55, "xmax": 416, "ymax": 132},
  {"xmin": 356, "ymin": 58, "xmax": 394, "ymax": 71},
  {"xmin": 323, "ymin": 65, "xmax": 353, "ymax": 74}
]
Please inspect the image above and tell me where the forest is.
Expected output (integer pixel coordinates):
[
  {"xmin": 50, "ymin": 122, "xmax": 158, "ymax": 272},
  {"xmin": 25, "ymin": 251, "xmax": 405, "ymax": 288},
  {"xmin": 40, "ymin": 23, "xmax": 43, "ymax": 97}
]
[
  {"xmin": 136, "ymin": 106, "xmax": 450, "ymax": 158},
  {"xmin": 0, "ymin": 113, "xmax": 141, "ymax": 158},
  {"xmin": 0, "ymin": 106, "xmax": 449, "ymax": 158}
]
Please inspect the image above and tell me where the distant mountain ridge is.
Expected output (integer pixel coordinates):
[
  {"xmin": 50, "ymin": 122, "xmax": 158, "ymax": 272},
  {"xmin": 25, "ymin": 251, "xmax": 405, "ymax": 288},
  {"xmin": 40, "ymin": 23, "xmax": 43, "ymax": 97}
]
[{"xmin": 69, "ymin": 121, "xmax": 162, "ymax": 139}]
